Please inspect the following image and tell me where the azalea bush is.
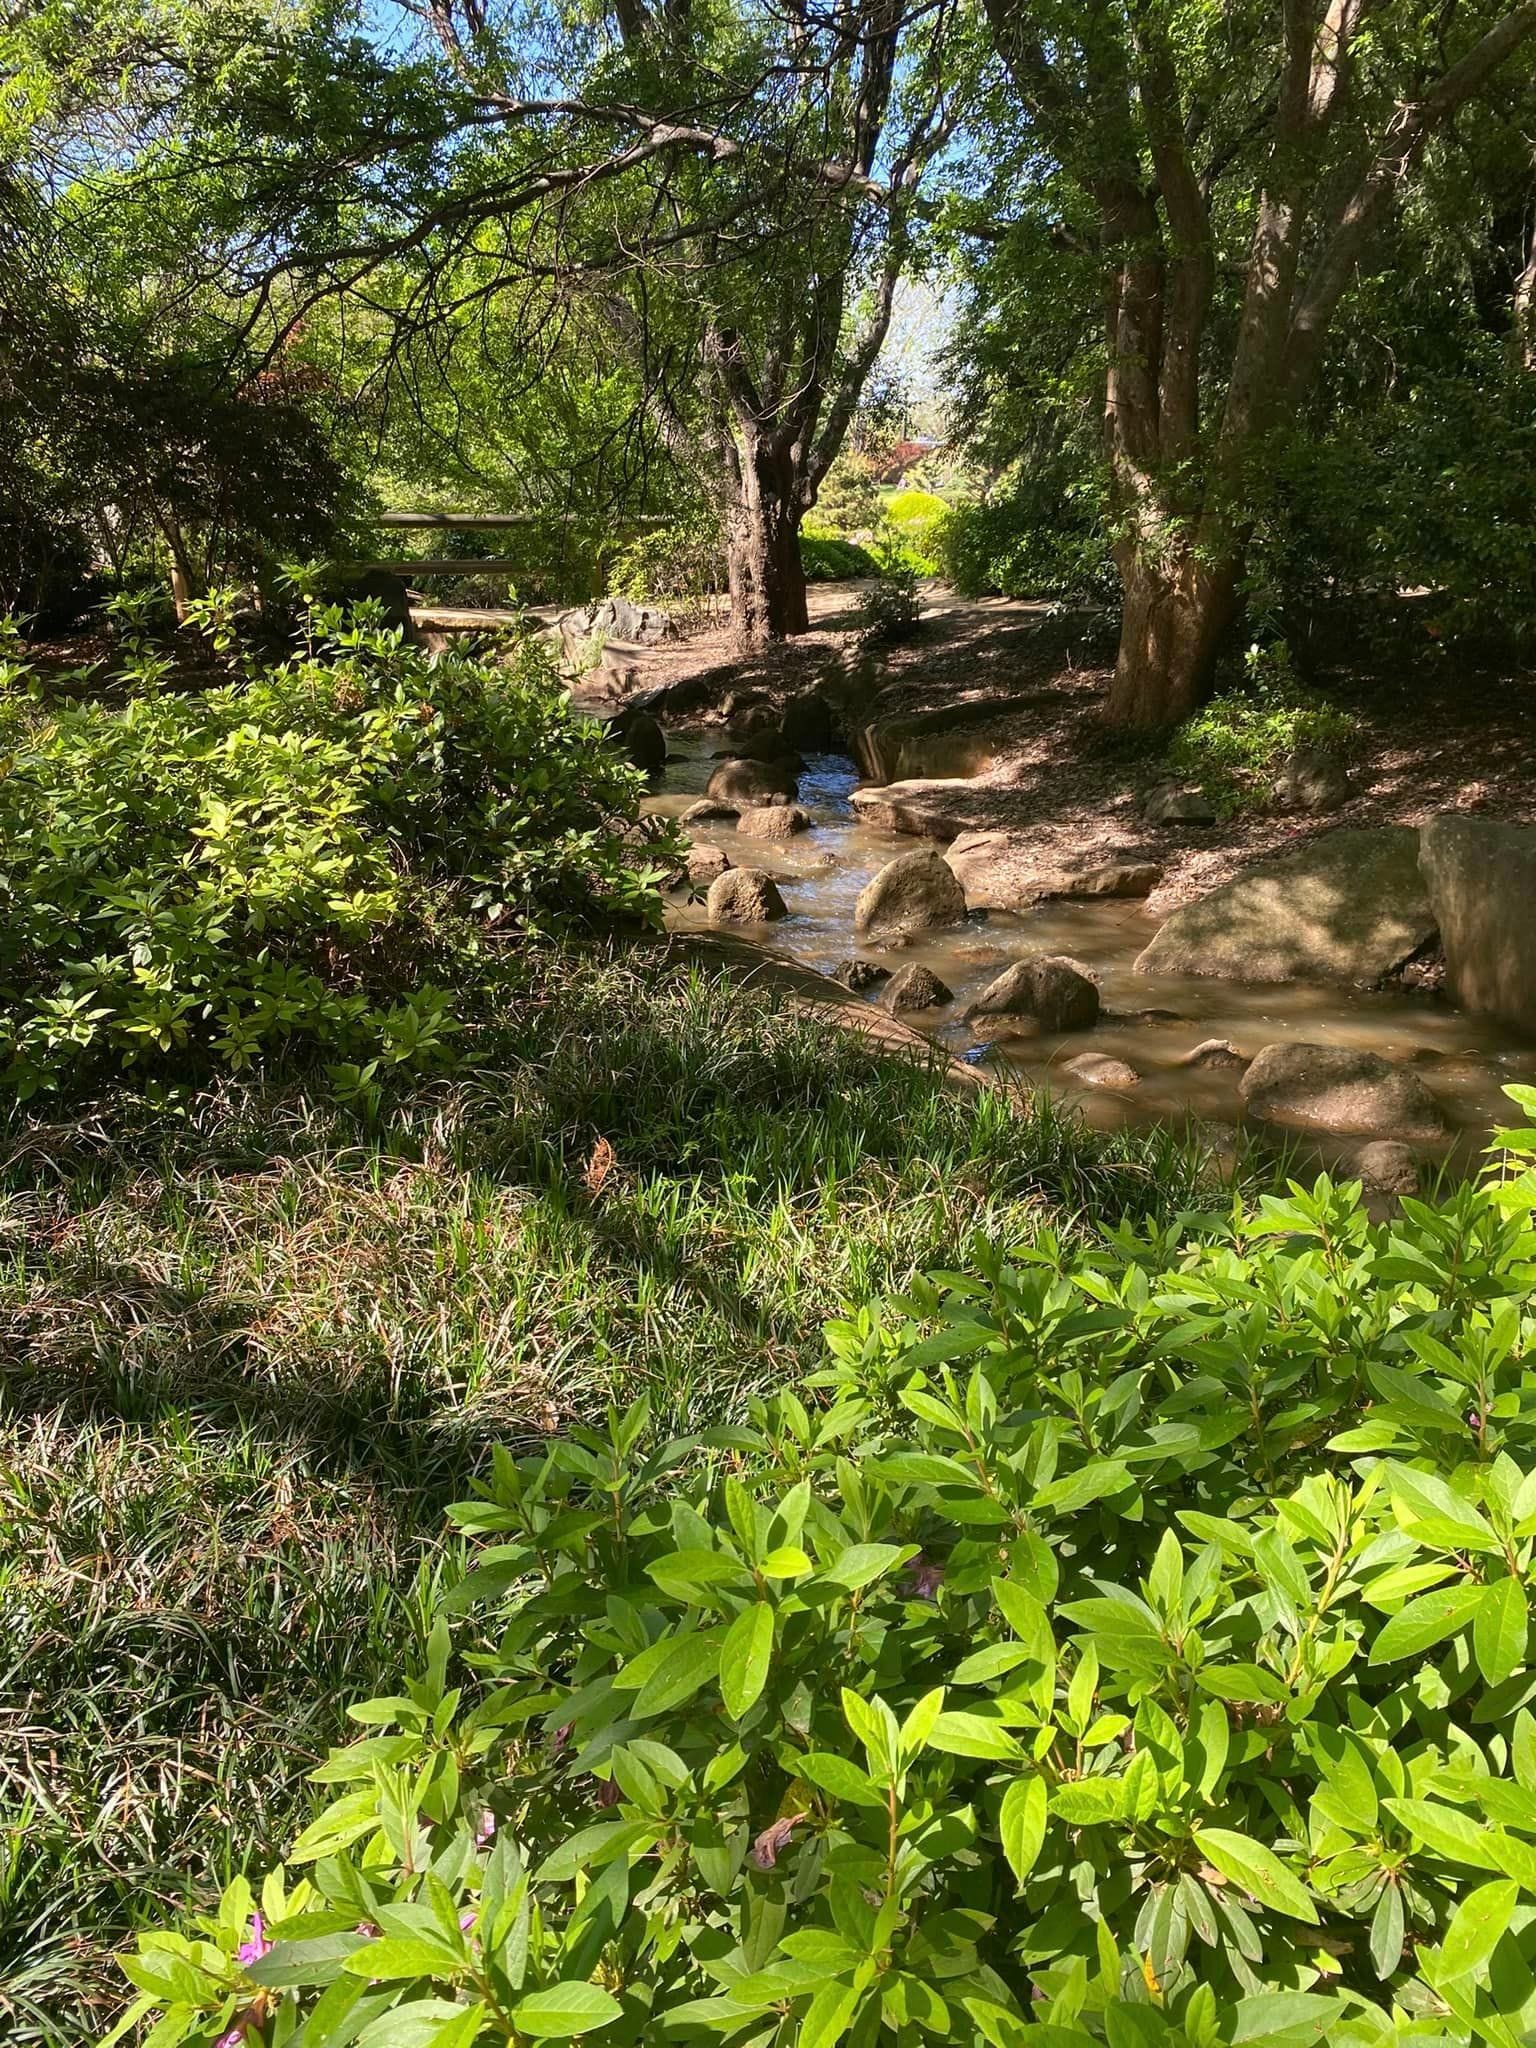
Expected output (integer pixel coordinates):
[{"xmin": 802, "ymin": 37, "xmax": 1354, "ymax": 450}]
[
  {"xmin": 109, "ymin": 1092, "xmax": 1536, "ymax": 2046},
  {"xmin": 0, "ymin": 606, "xmax": 663, "ymax": 1096},
  {"xmin": 1161, "ymin": 647, "xmax": 1361, "ymax": 817}
]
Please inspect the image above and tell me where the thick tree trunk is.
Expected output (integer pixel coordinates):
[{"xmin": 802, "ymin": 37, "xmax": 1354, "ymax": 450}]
[
  {"xmin": 726, "ymin": 464, "xmax": 808, "ymax": 650},
  {"xmin": 1108, "ymin": 544, "xmax": 1238, "ymax": 728}
]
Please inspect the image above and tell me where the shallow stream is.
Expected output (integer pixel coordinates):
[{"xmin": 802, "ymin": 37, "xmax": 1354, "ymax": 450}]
[{"xmin": 648, "ymin": 735, "xmax": 1536, "ymax": 1177}]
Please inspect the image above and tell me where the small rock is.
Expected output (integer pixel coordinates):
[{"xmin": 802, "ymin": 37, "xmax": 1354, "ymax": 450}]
[
  {"xmin": 1134, "ymin": 1008, "xmax": 1187, "ymax": 1026},
  {"xmin": 706, "ymin": 867, "xmax": 787, "ymax": 924},
  {"xmin": 1274, "ymin": 746, "xmax": 1350, "ymax": 813},
  {"xmin": 683, "ymin": 797, "xmax": 739, "ymax": 824},
  {"xmin": 854, "ymin": 849, "xmax": 968, "ymax": 938},
  {"xmin": 727, "ymin": 705, "xmax": 778, "ymax": 738},
  {"xmin": 966, "ymin": 955, "xmax": 1100, "ymax": 1033},
  {"xmin": 834, "ymin": 960, "xmax": 891, "ymax": 993},
  {"xmin": 736, "ymin": 804, "xmax": 813, "ymax": 840},
  {"xmin": 1143, "ymin": 781, "xmax": 1217, "ymax": 825},
  {"xmin": 884, "ymin": 963, "xmax": 954, "ymax": 1012},
  {"xmin": 684, "ymin": 845, "xmax": 731, "ymax": 889},
  {"xmin": 1061, "ymin": 1052, "xmax": 1141, "ymax": 1089},
  {"xmin": 707, "ymin": 757, "xmax": 799, "ymax": 804},
  {"xmin": 723, "ymin": 689, "xmax": 769, "ymax": 722},
  {"xmin": 1180, "ymin": 1038, "xmax": 1248, "ymax": 1071},
  {"xmin": 1239, "ymin": 1041, "xmax": 1446, "ymax": 1139},
  {"xmin": 1354, "ymin": 1140, "xmax": 1420, "ymax": 1196}
]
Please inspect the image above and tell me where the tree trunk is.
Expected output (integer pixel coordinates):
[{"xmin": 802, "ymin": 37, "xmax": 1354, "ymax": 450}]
[
  {"xmin": 726, "ymin": 466, "xmax": 808, "ymax": 650},
  {"xmin": 1108, "ymin": 544, "xmax": 1238, "ymax": 728}
]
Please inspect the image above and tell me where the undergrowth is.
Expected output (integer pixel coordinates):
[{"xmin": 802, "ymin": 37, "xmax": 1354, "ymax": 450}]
[{"xmin": 0, "ymin": 945, "xmax": 1239, "ymax": 2044}]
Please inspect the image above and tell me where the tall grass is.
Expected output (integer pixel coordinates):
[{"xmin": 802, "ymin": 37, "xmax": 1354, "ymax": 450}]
[{"xmin": 0, "ymin": 946, "xmax": 1243, "ymax": 2039}]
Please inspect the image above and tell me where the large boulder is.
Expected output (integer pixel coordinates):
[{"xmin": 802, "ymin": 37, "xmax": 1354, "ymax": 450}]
[
  {"xmin": 713, "ymin": 727, "xmax": 801, "ymax": 766},
  {"xmin": 683, "ymin": 797, "xmax": 739, "ymax": 824},
  {"xmin": 1419, "ymin": 814, "xmax": 1536, "ymax": 1029},
  {"xmin": 1239, "ymin": 1041, "xmax": 1446, "ymax": 1139},
  {"xmin": 966, "ymin": 955, "xmax": 1100, "ymax": 1033},
  {"xmin": 1133, "ymin": 827, "xmax": 1436, "ymax": 986},
  {"xmin": 945, "ymin": 831, "xmax": 1161, "ymax": 911},
  {"xmin": 706, "ymin": 867, "xmax": 787, "ymax": 924},
  {"xmin": 854, "ymin": 849, "xmax": 967, "ymax": 938},
  {"xmin": 707, "ymin": 756, "xmax": 799, "ymax": 804}
]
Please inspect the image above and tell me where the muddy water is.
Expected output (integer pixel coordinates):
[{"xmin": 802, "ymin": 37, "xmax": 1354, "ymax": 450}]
[{"xmin": 648, "ymin": 736, "xmax": 1536, "ymax": 1176}]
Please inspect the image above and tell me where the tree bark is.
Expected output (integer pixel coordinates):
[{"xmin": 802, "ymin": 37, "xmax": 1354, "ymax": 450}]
[
  {"xmin": 1108, "ymin": 544, "xmax": 1237, "ymax": 728},
  {"xmin": 726, "ymin": 468, "xmax": 808, "ymax": 649}
]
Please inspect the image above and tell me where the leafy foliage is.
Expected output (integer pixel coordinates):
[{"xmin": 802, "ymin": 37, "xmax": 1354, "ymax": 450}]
[
  {"xmin": 800, "ymin": 534, "xmax": 884, "ymax": 582},
  {"xmin": 855, "ymin": 567, "xmax": 923, "ymax": 645},
  {"xmin": 0, "ymin": 607, "xmax": 661, "ymax": 1096},
  {"xmin": 109, "ymin": 1092, "xmax": 1536, "ymax": 2046},
  {"xmin": 1161, "ymin": 649, "xmax": 1361, "ymax": 816},
  {"xmin": 939, "ymin": 480, "xmax": 1116, "ymax": 605}
]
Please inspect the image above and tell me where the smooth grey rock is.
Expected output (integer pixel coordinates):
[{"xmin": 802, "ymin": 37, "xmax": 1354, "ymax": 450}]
[
  {"xmin": 1134, "ymin": 828, "xmax": 1436, "ymax": 986},
  {"xmin": 683, "ymin": 797, "xmax": 739, "ymax": 824},
  {"xmin": 854, "ymin": 849, "xmax": 967, "ymax": 938},
  {"xmin": 966, "ymin": 955, "xmax": 1100, "ymax": 1033},
  {"xmin": 781, "ymin": 691, "xmax": 838, "ymax": 752},
  {"xmin": 608, "ymin": 708, "xmax": 666, "ymax": 773},
  {"xmin": 1239, "ymin": 1041, "xmax": 1446, "ymax": 1139},
  {"xmin": 1419, "ymin": 813, "xmax": 1536, "ymax": 1029},
  {"xmin": 706, "ymin": 867, "xmax": 787, "ymax": 924}
]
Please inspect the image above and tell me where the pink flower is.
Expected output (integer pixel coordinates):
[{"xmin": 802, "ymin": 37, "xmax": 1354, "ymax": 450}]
[
  {"xmin": 236, "ymin": 1914, "xmax": 272, "ymax": 1969},
  {"xmin": 215, "ymin": 2014, "xmax": 259, "ymax": 2048},
  {"xmin": 751, "ymin": 1816, "xmax": 799, "ymax": 1870},
  {"xmin": 474, "ymin": 1809, "xmax": 496, "ymax": 1846},
  {"xmin": 459, "ymin": 1908, "xmax": 478, "ymax": 1934},
  {"xmin": 905, "ymin": 1558, "xmax": 946, "ymax": 1601}
]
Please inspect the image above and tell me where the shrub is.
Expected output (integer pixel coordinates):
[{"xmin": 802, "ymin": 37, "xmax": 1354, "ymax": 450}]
[
  {"xmin": 940, "ymin": 477, "xmax": 1115, "ymax": 603},
  {"xmin": 801, "ymin": 532, "xmax": 884, "ymax": 581},
  {"xmin": 1162, "ymin": 645, "xmax": 1361, "ymax": 817},
  {"xmin": 112, "ymin": 1091, "xmax": 1536, "ymax": 2047},
  {"xmin": 607, "ymin": 517, "xmax": 726, "ymax": 629},
  {"xmin": 882, "ymin": 487, "xmax": 952, "ymax": 575},
  {"xmin": 855, "ymin": 565, "xmax": 923, "ymax": 644},
  {"xmin": 0, "ymin": 607, "xmax": 663, "ymax": 1096}
]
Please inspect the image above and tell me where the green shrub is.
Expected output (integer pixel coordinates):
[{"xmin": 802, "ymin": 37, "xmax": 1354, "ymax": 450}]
[
  {"xmin": 940, "ymin": 478, "xmax": 1115, "ymax": 602},
  {"xmin": 607, "ymin": 517, "xmax": 725, "ymax": 628},
  {"xmin": 0, "ymin": 608, "xmax": 662, "ymax": 1096},
  {"xmin": 110, "ymin": 1091, "xmax": 1536, "ymax": 2047},
  {"xmin": 882, "ymin": 488, "xmax": 951, "ymax": 575},
  {"xmin": 1162, "ymin": 646, "xmax": 1361, "ymax": 817},
  {"xmin": 855, "ymin": 565, "xmax": 923, "ymax": 644},
  {"xmin": 801, "ymin": 532, "xmax": 884, "ymax": 581}
]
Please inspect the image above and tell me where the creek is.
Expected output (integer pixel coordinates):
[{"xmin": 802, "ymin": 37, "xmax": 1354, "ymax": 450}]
[{"xmin": 647, "ymin": 734, "xmax": 1535, "ymax": 1178}]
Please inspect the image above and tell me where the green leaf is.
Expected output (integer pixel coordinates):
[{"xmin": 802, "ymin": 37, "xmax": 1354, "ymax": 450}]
[
  {"xmin": 720, "ymin": 1603, "xmax": 774, "ymax": 1720},
  {"xmin": 927, "ymin": 1712, "xmax": 1024, "ymax": 1761},
  {"xmin": 1433, "ymin": 1878, "xmax": 1517, "ymax": 1984},
  {"xmin": 1474, "ymin": 1578, "xmax": 1528, "ymax": 1689},
  {"xmin": 1367, "ymin": 1583, "xmax": 1485, "ymax": 1664},
  {"xmin": 759, "ymin": 1547, "xmax": 812, "ymax": 1578},
  {"xmin": 1385, "ymin": 1798, "xmax": 1506, "ymax": 1874},
  {"xmin": 632, "ymin": 1633, "xmax": 720, "ymax": 1718},
  {"xmin": 1368, "ymin": 1881, "xmax": 1404, "ymax": 1980},
  {"xmin": 1193, "ymin": 1829, "xmax": 1318, "ymax": 1923},
  {"xmin": 509, "ymin": 1983, "xmax": 624, "ymax": 2038},
  {"xmin": 342, "ymin": 1936, "xmax": 464, "ymax": 1980},
  {"xmin": 818, "ymin": 1543, "xmax": 915, "ymax": 1592},
  {"xmin": 796, "ymin": 1752, "xmax": 886, "ymax": 1808},
  {"xmin": 999, "ymin": 1775, "xmax": 1048, "ymax": 1887},
  {"xmin": 799, "ymin": 1981, "xmax": 862, "ymax": 2048}
]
